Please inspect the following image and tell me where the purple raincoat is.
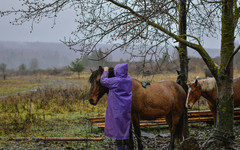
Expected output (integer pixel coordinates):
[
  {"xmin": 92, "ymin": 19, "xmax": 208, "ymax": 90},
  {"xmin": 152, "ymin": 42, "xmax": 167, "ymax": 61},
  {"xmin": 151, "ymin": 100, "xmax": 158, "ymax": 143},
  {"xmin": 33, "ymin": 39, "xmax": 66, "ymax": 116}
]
[{"xmin": 100, "ymin": 63, "xmax": 132, "ymax": 140}]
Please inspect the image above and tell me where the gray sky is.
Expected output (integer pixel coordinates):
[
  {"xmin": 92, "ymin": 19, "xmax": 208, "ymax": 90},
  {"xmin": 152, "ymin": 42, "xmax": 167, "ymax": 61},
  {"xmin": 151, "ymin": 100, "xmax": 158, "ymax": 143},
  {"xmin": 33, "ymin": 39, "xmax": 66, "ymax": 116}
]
[
  {"xmin": 0, "ymin": 1, "xmax": 76, "ymax": 43},
  {"xmin": 0, "ymin": 1, "xmax": 231, "ymax": 50}
]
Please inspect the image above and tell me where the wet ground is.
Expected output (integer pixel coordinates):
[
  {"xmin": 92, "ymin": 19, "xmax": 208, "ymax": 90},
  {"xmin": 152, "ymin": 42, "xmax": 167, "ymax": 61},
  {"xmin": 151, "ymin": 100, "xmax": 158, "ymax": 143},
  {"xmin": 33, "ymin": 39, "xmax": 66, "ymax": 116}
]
[{"xmin": 1, "ymin": 123, "xmax": 240, "ymax": 150}]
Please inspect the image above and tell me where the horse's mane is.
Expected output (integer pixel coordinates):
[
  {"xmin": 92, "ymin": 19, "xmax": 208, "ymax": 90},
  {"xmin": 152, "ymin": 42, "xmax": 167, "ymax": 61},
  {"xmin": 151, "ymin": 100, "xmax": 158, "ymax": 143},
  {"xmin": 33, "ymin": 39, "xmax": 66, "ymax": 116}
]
[
  {"xmin": 89, "ymin": 67, "xmax": 115, "ymax": 83},
  {"xmin": 198, "ymin": 77, "xmax": 216, "ymax": 91},
  {"xmin": 89, "ymin": 70, "xmax": 99, "ymax": 83}
]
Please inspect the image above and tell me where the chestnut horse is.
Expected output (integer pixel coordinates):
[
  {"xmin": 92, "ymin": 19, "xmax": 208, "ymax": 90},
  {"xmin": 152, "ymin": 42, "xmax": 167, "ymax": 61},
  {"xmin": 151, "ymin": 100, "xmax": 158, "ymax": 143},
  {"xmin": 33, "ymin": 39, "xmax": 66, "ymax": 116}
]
[
  {"xmin": 88, "ymin": 66, "xmax": 186, "ymax": 150},
  {"xmin": 186, "ymin": 76, "xmax": 240, "ymax": 124}
]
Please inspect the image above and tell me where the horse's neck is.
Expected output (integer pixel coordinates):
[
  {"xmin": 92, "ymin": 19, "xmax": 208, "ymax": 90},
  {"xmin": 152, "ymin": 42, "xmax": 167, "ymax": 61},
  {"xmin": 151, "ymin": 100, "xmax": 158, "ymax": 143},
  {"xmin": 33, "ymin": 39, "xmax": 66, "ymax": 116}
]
[
  {"xmin": 201, "ymin": 88, "xmax": 217, "ymax": 105},
  {"xmin": 199, "ymin": 78, "xmax": 217, "ymax": 105}
]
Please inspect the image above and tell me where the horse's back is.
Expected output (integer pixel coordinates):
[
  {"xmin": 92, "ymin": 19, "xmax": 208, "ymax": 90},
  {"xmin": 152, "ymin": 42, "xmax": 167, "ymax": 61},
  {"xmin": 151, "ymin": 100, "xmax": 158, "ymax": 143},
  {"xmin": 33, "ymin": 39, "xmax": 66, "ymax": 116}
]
[
  {"xmin": 132, "ymin": 79, "xmax": 186, "ymax": 117},
  {"xmin": 157, "ymin": 80, "xmax": 186, "ymax": 100},
  {"xmin": 136, "ymin": 80, "xmax": 186, "ymax": 102}
]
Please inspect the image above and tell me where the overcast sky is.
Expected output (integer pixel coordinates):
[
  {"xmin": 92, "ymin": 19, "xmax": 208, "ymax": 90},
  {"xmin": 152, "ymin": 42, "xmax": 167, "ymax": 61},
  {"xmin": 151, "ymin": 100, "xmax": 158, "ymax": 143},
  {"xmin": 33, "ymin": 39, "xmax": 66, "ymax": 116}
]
[
  {"xmin": 0, "ymin": 1, "xmax": 237, "ymax": 50},
  {"xmin": 0, "ymin": 1, "xmax": 76, "ymax": 43}
]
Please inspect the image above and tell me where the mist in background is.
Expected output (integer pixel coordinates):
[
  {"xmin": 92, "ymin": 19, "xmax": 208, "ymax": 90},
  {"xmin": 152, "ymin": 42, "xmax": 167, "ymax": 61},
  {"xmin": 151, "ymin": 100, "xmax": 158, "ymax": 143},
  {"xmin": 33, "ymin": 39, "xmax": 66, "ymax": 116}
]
[{"xmin": 0, "ymin": 1, "xmax": 234, "ymax": 70}]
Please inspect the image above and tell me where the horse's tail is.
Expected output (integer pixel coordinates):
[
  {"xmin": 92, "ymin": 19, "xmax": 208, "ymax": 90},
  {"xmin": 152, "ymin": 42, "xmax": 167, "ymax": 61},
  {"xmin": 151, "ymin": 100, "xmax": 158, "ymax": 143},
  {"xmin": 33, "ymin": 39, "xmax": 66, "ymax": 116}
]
[{"xmin": 175, "ymin": 106, "xmax": 188, "ymax": 140}]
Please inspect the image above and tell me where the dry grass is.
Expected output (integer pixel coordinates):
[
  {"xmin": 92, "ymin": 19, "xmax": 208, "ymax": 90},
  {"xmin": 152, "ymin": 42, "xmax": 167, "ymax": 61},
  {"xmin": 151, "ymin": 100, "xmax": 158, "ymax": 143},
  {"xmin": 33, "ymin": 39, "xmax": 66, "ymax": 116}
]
[
  {"xmin": 132, "ymin": 71, "xmax": 205, "ymax": 82},
  {"xmin": 1, "ymin": 70, "xmax": 239, "ymax": 137}
]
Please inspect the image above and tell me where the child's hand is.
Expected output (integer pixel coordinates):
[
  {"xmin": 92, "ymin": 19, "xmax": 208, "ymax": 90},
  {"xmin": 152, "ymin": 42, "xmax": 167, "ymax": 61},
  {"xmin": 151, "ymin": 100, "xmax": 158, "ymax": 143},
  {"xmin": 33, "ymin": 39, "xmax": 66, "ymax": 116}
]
[{"xmin": 104, "ymin": 67, "xmax": 109, "ymax": 72}]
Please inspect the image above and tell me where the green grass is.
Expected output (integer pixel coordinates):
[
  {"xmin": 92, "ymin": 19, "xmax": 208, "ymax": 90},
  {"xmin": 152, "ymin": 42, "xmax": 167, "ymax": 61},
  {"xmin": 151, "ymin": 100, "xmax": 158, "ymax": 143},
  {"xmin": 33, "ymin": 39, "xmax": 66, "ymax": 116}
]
[
  {"xmin": 0, "ymin": 84, "xmax": 108, "ymax": 149},
  {"xmin": 1, "ymin": 74, "xmax": 239, "ymax": 149},
  {"xmin": 0, "ymin": 79, "xmax": 51, "ymax": 96},
  {"xmin": 0, "ymin": 84, "xmax": 107, "ymax": 136},
  {"xmin": 5, "ymin": 112, "xmax": 103, "ymax": 137}
]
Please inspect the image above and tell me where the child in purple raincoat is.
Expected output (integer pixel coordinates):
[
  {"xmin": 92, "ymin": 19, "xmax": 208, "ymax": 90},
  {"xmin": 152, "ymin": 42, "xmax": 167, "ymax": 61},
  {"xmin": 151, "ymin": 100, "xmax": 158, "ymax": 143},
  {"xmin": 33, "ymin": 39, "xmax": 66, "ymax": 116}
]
[{"xmin": 100, "ymin": 63, "xmax": 132, "ymax": 150}]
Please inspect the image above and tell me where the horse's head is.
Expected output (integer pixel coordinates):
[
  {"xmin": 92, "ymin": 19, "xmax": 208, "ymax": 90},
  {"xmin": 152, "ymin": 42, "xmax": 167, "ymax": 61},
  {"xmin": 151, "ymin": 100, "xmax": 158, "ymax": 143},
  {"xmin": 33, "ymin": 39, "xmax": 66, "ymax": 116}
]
[
  {"xmin": 186, "ymin": 79, "xmax": 202, "ymax": 109},
  {"xmin": 88, "ymin": 66, "xmax": 114, "ymax": 105}
]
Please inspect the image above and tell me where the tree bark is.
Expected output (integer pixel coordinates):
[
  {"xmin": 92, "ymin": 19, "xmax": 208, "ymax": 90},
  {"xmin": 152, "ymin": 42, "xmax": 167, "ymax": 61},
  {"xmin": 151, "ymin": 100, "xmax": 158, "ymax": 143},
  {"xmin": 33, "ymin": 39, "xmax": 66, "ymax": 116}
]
[
  {"xmin": 204, "ymin": 0, "xmax": 235, "ymax": 148},
  {"xmin": 178, "ymin": 0, "xmax": 189, "ymax": 138},
  {"xmin": 216, "ymin": 0, "xmax": 235, "ymax": 145}
]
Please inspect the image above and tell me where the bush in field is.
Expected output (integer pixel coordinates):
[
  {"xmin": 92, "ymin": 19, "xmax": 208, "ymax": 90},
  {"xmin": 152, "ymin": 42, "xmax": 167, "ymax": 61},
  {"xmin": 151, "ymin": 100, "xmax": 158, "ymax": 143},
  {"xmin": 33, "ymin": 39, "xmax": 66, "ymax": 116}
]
[
  {"xmin": 0, "ymin": 86, "xmax": 107, "ymax": 135},
  {"xmin": 68, "ymin": 58, "xmax": 85, "ymax": 79}
]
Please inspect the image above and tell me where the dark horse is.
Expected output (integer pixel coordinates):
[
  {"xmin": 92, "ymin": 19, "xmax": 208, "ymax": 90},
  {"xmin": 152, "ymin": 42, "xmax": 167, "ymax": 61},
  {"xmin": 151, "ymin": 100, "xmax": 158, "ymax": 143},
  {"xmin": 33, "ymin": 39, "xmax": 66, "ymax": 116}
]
[
  {"xmin": 88, "ymin": 66, "xmax": 186, "ymax": 150},
  {"xmin": 186, "ymin": 76, "xmax": 240, "ymax": 124}
]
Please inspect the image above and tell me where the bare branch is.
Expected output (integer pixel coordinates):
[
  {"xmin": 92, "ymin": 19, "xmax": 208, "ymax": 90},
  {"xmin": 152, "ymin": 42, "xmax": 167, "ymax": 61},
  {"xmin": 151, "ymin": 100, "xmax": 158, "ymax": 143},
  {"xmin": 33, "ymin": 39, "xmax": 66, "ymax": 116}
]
[{"xmin": 226, "ymin": 45, "xmax": 240, "ymax": 70}]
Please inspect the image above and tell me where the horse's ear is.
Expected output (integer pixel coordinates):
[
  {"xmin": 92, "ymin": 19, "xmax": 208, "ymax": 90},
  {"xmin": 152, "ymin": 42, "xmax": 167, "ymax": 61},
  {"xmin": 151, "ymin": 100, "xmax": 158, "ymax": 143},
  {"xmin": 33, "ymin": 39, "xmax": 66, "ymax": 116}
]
[
  {"xmin": 98, "ymin": 66, "xmax": 103, "ymax": 71},
  {"xmin": 98, "ymin": 66, "xmax": 104, "ymax": 73},
  {"xmin": 176, "ymin": 70, "xmax": 180, "ymax": 75},
  {"xmin": 195, "ymin": 79, "xmax": 198, "ymax": 85},
  {"xmin": 90, "ymin": 69, "xmax": 93, "ymax": 73}
]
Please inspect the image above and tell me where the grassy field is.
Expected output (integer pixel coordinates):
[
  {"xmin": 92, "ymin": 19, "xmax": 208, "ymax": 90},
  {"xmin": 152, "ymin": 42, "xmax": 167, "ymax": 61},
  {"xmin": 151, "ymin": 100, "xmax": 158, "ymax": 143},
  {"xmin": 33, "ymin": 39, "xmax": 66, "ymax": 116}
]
[
  {"xmin": 1, "ymin": 72, "xmax": 240, "ymax": 149},
  {"xmin": 0, "ymin": 71, "xmax": 214, "ymax": 137},
  {"xmin": 0, "ymin": 73, "xmax": 110, "ymax": 149}
]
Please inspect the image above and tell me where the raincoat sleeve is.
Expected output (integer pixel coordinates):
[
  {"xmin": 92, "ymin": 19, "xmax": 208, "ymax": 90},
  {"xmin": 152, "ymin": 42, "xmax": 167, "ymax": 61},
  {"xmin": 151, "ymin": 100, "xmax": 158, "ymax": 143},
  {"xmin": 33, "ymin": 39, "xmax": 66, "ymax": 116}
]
[{"xmin": 100, "ymin": 71, "xmax": 119, "ymax": 89}]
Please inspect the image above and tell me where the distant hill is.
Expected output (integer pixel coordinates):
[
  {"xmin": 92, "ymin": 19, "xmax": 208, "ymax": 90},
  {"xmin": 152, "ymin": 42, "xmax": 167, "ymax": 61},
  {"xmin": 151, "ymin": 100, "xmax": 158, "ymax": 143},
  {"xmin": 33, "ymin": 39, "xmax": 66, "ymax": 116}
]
[
  {"xmin": 0, "ymin": 41, "xmax": 220, "ymax": 70},
  {"xmin": 0, "ymin": 41, "xmax": 80, "ymax": 69}
]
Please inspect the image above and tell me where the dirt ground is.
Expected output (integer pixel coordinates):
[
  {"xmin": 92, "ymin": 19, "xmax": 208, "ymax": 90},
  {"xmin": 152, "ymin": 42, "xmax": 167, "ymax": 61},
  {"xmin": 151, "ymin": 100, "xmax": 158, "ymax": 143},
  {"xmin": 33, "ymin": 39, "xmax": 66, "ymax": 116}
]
[{"xmin": 1, "ymin": 123, "xmax": 240, "ymax": 150}]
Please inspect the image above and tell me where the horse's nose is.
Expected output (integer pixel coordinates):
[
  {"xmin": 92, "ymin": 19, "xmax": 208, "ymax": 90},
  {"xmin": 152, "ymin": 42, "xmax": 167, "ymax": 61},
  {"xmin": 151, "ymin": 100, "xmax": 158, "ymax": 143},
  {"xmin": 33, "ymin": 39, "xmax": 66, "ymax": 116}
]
[
  {"xmin": 89, "ymin": 99, "xmax": 96, "ymax": 105},
  {"xmin": 187, "ymin": 104, "xmax": 192, "ymax": 109}
]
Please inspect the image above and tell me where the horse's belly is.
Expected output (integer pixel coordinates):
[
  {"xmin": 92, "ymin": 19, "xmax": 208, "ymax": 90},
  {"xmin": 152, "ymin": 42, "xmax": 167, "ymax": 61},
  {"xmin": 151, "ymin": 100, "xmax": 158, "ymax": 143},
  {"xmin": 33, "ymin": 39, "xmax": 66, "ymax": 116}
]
[
  {"xmin": 139, "ymin": 107, "xmax": 170, "ymax": 120},
  {"xmin": 234, "ymin": 98, "xmax": 240, "ymax": 107}
]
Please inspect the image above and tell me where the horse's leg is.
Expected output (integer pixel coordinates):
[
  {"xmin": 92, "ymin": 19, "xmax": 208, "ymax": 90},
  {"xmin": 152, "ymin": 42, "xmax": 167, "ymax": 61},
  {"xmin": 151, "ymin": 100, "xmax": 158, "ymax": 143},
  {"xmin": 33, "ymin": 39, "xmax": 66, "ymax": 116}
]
[
  {"xmin": 170, "ymin": 110, "xmax": 185, "ymax": 150},
  {"xmin": 129, "ymin": 122, "xmax": 134, "ymax": 150},
  {"xmin": 132, "ymin": 113, "xmax": 143, "ymax": 150},
  {"xmin": 169, "ymin": 129, "xmax": 175, "ymax": 150},
  {"xmin": 166, "ymin": 113, "xmax": 175, "ymax": 150},
  {"xmin": 210, "ymin": 106, "xmax": 217, "ymax": 126},
  {"xmin": 207, "ymin": 102, "xmax": 217, "ymax": 126}
]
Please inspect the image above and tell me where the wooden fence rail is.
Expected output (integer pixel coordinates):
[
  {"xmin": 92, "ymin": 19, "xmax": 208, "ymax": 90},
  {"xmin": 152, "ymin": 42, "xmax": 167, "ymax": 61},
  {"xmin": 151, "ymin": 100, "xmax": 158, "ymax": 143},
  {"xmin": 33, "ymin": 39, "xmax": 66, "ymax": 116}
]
[
  {"xmin": 87, "ymin": 108, "xmax": 240, "ymax": 128},
  {"xmin": 0, "ymin": 137, "xmax": 103, "ymax": 141}
]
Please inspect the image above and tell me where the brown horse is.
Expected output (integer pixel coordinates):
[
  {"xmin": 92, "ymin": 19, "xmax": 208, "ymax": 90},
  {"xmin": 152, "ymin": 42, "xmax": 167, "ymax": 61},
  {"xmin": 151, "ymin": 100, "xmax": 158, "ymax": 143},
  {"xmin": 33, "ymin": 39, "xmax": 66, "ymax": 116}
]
[
  {"xmin": 88, "ymin": 66, "xmax": 186, "ymax": 150},
  {"xmin": 186, "ymin": 76, "xmax": 240, "ymax": 124}
]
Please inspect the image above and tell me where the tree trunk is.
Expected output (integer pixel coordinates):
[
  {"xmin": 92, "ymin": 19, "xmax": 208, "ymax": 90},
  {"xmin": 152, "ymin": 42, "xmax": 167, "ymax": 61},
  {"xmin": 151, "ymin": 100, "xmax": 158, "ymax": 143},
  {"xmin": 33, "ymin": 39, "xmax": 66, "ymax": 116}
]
[
  {"xmin": 204, "ymin": 0, "xmax": 235, "ymax": 148},
  {"xmin": 178, "ymin": 0, "xmax": 189, "ymax": 138},
  {"xmin": 214, "ymin": 77, "xmax": 234, "ymax": 145},
  {"xmin": 215, "ymin": 0, "xmax": 235, "ymax": 146}
]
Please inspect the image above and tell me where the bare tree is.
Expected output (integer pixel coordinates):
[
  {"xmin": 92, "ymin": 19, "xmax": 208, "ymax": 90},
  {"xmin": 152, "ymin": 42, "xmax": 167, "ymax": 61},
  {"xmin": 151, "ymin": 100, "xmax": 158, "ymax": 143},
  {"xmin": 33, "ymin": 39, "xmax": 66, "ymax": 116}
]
[
  {"xmin": 178, "ymin": 0, "xmax": 189, "ymax": 138},
  {"xmin": 18, "ymin": 63, "xmax": 27, "ymax": 75},
  {"xmin": 29, "ymin": 58, "xmax": 39, "ymax": 72},
  {"xmin": 1, "ymin": 0, "xmax": 240, "ymax": 148},
  {"xmin": 0, "ymin": 63, "xmax": 7, "ymax": 80}
]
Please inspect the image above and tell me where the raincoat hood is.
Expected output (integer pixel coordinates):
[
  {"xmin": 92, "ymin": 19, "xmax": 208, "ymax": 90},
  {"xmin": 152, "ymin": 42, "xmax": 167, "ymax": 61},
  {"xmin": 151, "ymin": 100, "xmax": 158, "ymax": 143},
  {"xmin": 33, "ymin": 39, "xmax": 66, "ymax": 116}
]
[{"xmin": 114, "ymin": 63, "xmax": 128, "ymax": 78}]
